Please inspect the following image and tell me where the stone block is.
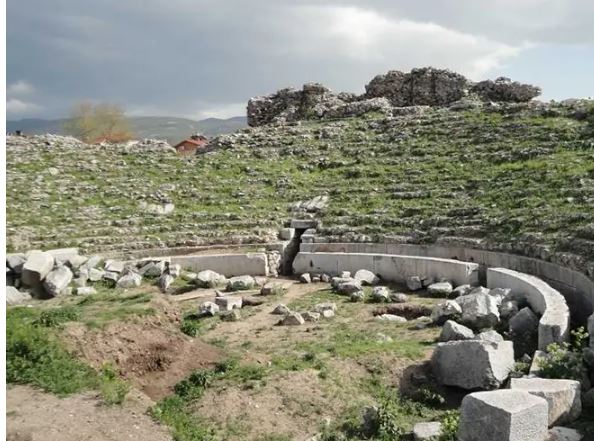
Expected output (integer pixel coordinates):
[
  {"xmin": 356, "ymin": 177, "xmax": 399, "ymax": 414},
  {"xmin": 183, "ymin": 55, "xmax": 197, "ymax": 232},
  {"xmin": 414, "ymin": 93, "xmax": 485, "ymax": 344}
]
[
  {"xmin": 21, "ymin": 251, "xmax": 54, "ymax": 286},
  {"xmin": 432, "ymin": 340, "xmax": 514, "ymax": 390},
  {"xmin": 215, "ymin": 296, "xmax": 242, "ymax": 311},
  {"xmin": 439, "ymin": 320, "xmax": 474, "ymax": 342},
  {"xmin": 458, "ymin": 390, "xmax": 548, "ymax": 441},
  {"xmin": 43, "ymin": 266, "xmax": 73, "ymax": 297},
  {"xmin": 511, "ymin": 378, "xmax": 581, "ymax": 426}
]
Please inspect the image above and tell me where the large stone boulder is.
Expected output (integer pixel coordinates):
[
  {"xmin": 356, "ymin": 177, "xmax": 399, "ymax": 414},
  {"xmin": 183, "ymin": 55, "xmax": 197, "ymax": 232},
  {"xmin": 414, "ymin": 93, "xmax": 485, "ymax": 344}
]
[
  {"xmin": 427, "ymin": 282, "xmax": 453, "ymax": 297},
  {"xmin": 195, "ymin": 270, "xmax": 227, "ymax": 288},
  {"xmin": 439, "ymin": 320, "xmax": 474, "ymax": 342},
  {"xmin": 116, "ymin": 272, "xmax": 142, "ymax": 289},
  {"xmin": 457, "ymin": 292, "xmax": 500, "ymax": 329},
  {"xmin": 510, "ymin": 378, "xmax": 582, "ymax": 426},
  {"xmin": 431, "ymin": 300, "xmax": 462, "ymax": 325},
  {"xmin": 43, "ymin": 266, "xmax": 73, "ymax": 297},
  {"xmin": 432, "ymin": 340, "xmax": 514, "ymax": 390},
  {"xmin": 335, "ymin": 279, "xmax": 362, "ymax": 295},
  {"xmin": 354, "ymin": 269, "xmax": 380, "ymax": 286},
  {"xmin": 199, "ymin": 301, "xmax": 220, "ymax": 316},
  {"xmin": 226, "ymin": 275, "xmax": 256, "ymax": 291},
  {"xmin": 458, "ymin": 390, "xmax": 548, "ymax": 441},
  {"xmin": 413, "ymin": 421, "xmax": 442, "ymax": 440},
  {"xmin": 510, "ymin": 307, "xmax": 539, "ymax": 336},
  {"xmin": 6, "ymin": 254, "xmax": 26, "ymax": 274},
  {"xmin": 21, "ymin": 251, "xmax": 54, "ymax": 286},
  {"xmin": 6, "ymin": 286, "xmax": 32, "ymax": 305},
  {"xmin": 280, "ymin": 312, "xmax": 305, "ymax": 326}
]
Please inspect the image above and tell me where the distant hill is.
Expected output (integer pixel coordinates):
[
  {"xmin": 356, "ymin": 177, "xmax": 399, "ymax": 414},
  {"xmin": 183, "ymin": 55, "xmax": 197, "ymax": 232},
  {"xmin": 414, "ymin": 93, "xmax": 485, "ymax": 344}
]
[{"xmin": 6, "ymin": 115, "xmax": 247, "ymax": 144}]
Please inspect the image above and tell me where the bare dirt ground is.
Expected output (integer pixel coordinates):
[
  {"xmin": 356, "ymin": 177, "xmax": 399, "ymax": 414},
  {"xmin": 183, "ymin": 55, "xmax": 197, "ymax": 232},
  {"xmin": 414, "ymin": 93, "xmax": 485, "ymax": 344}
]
[
  {"xmin": 6, "ymin": 385, "xmax": 172, "ymax": 441},
  {"xmin": 7, "ymin": 278, "xmax": 443, "ymax": 441}
]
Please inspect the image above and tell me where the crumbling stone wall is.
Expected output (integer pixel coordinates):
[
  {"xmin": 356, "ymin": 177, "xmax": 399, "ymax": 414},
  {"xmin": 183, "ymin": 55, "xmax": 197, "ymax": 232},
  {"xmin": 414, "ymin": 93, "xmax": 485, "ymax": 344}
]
[
  {"xmin": 247, "ymin": 67, "xmax": 542, "ymax": 127},
  {"xmin": 470, "ymin": 77, "xmax": 541, "ymax": 103},
  {"xmin": 364, "ymin": 67, "xmax": 469, "ymax": 106}
]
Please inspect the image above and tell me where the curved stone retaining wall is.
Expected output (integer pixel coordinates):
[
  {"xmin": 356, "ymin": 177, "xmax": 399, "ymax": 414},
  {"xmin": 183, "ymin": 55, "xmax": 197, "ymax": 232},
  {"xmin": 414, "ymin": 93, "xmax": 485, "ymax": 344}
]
[
  {"xmin": 131, "ymin": 253, "xmax": 269, "ymax": 277},
  {"xmin": 293, "ymin": 252, "xmax": 479, "ymax": 286},
  {"xmin": 487, "ymin": 267, "xmax": 570, "ymax": 350},
  {"xmin": 300, "ymin": 243, "xmax": 594, "ymax": 323}
]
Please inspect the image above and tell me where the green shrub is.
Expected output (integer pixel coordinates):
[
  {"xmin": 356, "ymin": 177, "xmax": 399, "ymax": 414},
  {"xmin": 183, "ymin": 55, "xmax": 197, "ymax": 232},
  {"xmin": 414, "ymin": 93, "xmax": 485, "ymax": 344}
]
[
  {"xmin": 538, "ymin": 327, "xmax": 589, "ymax": 381},
  {"xmin": 439, "ymin": 410, "xmax": 460, "ymax": 441},
  {"xmin": 99, "ymin": 363, "xmax": 130, "ymax": 405},
  {"xmin": 33, "ymin": 306, "xmax": 80, "ymax": 328}
]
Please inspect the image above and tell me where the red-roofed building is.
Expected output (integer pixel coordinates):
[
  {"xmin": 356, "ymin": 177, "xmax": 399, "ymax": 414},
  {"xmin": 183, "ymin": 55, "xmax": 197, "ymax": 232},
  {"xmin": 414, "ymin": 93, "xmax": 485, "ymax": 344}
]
[{"xmin": 174, "ymin": 134, "xmax": 209, "ymax": 154}]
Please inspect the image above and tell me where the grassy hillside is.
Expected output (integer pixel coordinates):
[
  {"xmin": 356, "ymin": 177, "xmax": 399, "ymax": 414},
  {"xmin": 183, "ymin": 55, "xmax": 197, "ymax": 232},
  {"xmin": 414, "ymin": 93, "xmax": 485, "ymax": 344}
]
[
  {"xmin": 6, "ymin": 102, "xmax": 594, "ymax": 272},
  {"xmin": 7, "ymin": 116, "xmax": 247, "ymax": 143}
]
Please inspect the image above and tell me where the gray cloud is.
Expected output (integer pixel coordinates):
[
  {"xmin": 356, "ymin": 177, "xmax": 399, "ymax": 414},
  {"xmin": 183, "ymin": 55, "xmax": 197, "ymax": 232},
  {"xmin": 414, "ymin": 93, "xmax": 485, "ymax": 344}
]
[{"xmin": 7, "ymin": 0, "xmax": 594, "ymax": 119}]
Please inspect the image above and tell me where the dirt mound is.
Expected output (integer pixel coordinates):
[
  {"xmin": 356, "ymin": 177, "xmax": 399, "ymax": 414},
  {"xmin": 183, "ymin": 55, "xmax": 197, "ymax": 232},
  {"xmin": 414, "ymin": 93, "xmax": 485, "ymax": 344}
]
[
  {"xmin": 64, "ymin": 319, "xmax": 221, "ymax": 400},
  {"xmin": 7, "ymin": 385, "xmax": 172, "ymax": 441}
]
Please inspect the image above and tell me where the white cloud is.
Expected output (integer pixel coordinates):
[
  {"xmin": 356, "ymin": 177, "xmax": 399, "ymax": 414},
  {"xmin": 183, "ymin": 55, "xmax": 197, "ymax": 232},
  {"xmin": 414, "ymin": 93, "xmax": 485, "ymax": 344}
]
[
  {"xmin": 289, "ymin": 5, "xmax": 526, "ymax": 79},
  {"xmin": 7, "ymin": 80, "xmax": 34, "ymax": 96},
  {"xmin": 6, "ymin": 98, "xmax": 42, "ymax": 115}
]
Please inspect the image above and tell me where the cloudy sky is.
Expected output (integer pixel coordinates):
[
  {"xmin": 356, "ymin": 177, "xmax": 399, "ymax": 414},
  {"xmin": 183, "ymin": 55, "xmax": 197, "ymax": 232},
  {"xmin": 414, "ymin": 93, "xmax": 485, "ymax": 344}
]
[{"xmin": 6, "ymin": 0, "xmax": 594, "ymax": 120}]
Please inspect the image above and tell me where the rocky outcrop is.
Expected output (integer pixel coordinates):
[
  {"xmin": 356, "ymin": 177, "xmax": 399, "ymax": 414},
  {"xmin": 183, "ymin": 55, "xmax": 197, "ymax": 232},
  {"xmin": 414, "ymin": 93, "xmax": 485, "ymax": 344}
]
[
  {"xmin": 471, "ymin": 77, "xmax": 541, "ymax": 103},
  {"xmin": 365, "ymin": 67, "xmax": 469, "ymax": 106},
  {"xmin": 247, "ymin": 67, "xmax": 542, "ymax": 127}
]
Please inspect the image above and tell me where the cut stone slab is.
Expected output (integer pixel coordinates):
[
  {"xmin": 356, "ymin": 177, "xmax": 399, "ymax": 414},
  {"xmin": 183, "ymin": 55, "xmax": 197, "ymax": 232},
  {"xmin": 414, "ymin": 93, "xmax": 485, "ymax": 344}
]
[
  {"xmin": 475, "ymin": 330, "xmax": 504, "ymax": 343},
  {"xmin": 67, "ymin": 255, "xmax": 88, "ymax": 269},
  {"xmin": 458, "ymin": 390, "xmax": 548, "ymax": 441},
  {"xmin": 427, "ymin": 282, "xmax": 453, "ymax": 297},
  {"xmin": 354, "ymin": 269, "xmax": 380, "ymax": 285},
  {"xmin": 432, "ymin": 340, "xmax": 514, "ymax": 390},
  {"xmin": 376, "ymin": 314, "xmax": 407, "ymax": 323},
  {"xmin": 215, "ymin": 296, "xmax": 242, "ymax": 311},
  {"xmin": 510, "ymin": 378, "xmax": 582, "ymax": 426},
  {"xmin": 89, "ymin": 268, "xmax": 105, "ymax": 281},
  {"xmin": 407, "ymin": 276, "xmax": 423, "ymax": 291},
  {"xmin": 546, "ymin": 427, "xmax": 583, "ymax": 441},
  {"xmin": 21, "ymin": 251, "xmax": 54, "ymax": 286},
  {"xmin": 195, "ymin": 270, "xmax": 227, "ymax": 288},
  {"xmin": 104, "ymin": 260, "xmax": 125, "ymax": 273},
  {"xmin": 43, "ymin": 266, "xmax": 73, "ymax": 297},
  {"xmin": 227, "ymin": 275, "xmax": 256, "ymax": 291},
  {"xmin": 6, "ymin": 286, "xmax": 32, "ymax": 305},
  {"xmin": 413, "ymin": 421, "xmax": 442, "ymax": 440},
  {"xmin": 116, "ymin": 272, "xmax": 142, "ymax": 289},
  {"xmin": 439, "ymin": 320, "xmax": 474, "ymax": 342},
  {"xmin": 280, "ymin": 312, "xmax": 305, "ymax": 326},
  {"xmin": 431, "ymin": 300, "xmax": 462, "ymax": 325},
  {"xmin": 457, "ymin": 292, "xmax": 500, "ymax": 329},
  {"xmin": 47, "ymin": 248, "xmax": 79, "ymax": 263},
  {"xmin": 199, "ymin": 301, "xmax": 220, "ymax": 316}
]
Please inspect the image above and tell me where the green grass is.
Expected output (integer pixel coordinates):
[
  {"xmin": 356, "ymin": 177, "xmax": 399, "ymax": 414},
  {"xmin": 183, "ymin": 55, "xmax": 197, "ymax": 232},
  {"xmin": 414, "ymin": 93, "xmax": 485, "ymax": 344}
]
[
  {"xmin": 152, "ymin": 359, "xmax": 271, "ymax": 440},
  {"xmin": 6, "ymin": 307, "xmax": 129, "ymax": 403}
]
